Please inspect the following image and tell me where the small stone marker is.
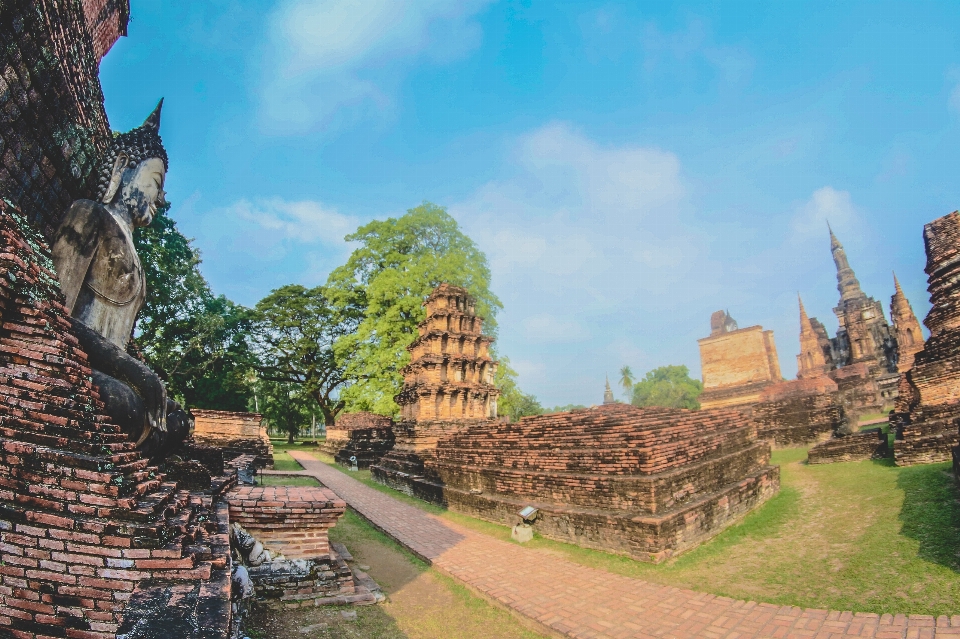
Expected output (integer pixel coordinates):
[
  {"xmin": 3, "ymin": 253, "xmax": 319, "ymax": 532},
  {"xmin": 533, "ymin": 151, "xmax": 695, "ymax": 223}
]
[{"xmin": 512, "ymin": 523, "xmax": 534, "ymax": 543}]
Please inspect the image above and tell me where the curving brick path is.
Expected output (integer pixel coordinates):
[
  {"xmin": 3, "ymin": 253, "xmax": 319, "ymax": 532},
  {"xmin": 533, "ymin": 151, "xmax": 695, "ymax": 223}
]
[{"xmin": 283, "ymin": 450, "xmax": 959, "ymax": 639}]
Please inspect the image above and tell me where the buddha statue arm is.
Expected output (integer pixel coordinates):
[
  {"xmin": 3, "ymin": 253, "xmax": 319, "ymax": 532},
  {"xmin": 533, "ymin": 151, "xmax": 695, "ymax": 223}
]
[
  {"xmin": 69, "ymin": 317, "xmax": 167, "ymax": 437},
  {"xmin": 51, "ymin": 200, "xmax": 104, "ymax": 314}
]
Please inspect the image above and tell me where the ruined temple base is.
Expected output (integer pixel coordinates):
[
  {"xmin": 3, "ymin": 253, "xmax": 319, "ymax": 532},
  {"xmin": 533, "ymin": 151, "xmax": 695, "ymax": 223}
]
[
  {"xmin": 404, "ymin": 465, "xmax": 779, "ymax": 563},
  {"xmin": 370, "ymin": 419, "xmax": 491, "ymax": 495},
  {"xmin": 750, "ymin": 378, "xmax": 843, "ymax": 447},
  {"xmin": 247, "ymin": 553, "xmax": 381, "ymax": 609},
  {"xmin": 807, "ymin": 428, "xmax": 888, "ymax": 464},
  {"xmin": 893, "ymin": 406, "xmax": 960, "ymax": 466}
]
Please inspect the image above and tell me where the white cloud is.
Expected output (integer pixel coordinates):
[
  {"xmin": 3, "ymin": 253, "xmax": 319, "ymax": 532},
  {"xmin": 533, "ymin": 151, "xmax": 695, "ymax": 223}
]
[
  {"xmin": 230, "ymin": 197, "xmax": 357, "ymax": 244},
  {"xmin": 790, "ymin": 186, "xmax": 858, "ymax": 238},
  {"xmin": 260, "ymin": 0, "xmax": 493, "ymax": 133}
]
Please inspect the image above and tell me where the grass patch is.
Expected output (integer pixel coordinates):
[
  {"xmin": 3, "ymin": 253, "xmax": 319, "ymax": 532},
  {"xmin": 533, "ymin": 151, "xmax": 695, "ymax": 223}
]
[
  {"xmin": 271, "ymin": 449, "xmax": 304, "ymax": 472},
  {"xmin": 258, "ymin": 474, "xmax": 319, "ymax": 487}
]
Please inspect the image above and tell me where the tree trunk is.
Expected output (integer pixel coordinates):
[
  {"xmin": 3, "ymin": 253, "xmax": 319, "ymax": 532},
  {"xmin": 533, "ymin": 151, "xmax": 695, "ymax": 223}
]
[{"xmin": 287, "ymin": 430, "xmax": 295, "ymax": 444}]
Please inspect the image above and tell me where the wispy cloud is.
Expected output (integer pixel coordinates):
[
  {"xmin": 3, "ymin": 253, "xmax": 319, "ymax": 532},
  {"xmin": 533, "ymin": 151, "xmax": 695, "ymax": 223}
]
[
  {"xmin": 231, "ymin": 197, "xmax": 357, "ymax": 244},
  {"xmin": 259, "ymin": 0, "xmax": 493, "ymax": 133}
]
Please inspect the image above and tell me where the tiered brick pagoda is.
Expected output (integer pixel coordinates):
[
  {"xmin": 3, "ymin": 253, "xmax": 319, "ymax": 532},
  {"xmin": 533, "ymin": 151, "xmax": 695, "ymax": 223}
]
[
  {"xmin": 420, "ymin": 404, "xmax": 779, "ymax": 562},
  {"xmin": 698, "ymin": 310, "xmax": 782, "ymax": 409},
  {"xmin": 372, "ymin": 284, "xmax": 499, "ymax": 494},
  {"xmin": 395, "ymin": 283, "xmax": 499, "ymax": 421},
  {"xmin": 891, "ymin": 211, "xmax": 960, "ymax": 465}
]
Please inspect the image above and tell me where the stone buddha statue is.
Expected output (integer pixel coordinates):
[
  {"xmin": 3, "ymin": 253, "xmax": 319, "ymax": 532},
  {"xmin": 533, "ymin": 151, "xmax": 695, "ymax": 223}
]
[{"xmin": 51, "ymin": 100, "xmax": 188, "ymax": 458}]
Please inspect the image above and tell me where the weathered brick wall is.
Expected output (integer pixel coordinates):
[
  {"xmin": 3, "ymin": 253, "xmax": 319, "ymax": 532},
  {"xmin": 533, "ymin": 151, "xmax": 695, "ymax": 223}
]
[
  {"xmin": 0, "ymin": 0, "xmax": 117, "ymax": 240},
  {"xmin": 807, "ymin": 428, "xmax": 888, "ymax": 464},
  {"xmin": 227, "ymin": 486, "xmax": 344, "ymax": 560},
  {"xmin": 191, "ymin": 409, "xmax": 274, "ymax": 469},
  {"xmin": 750, "ymin": 378, "xmax": 842, "ymax": 446},
  {"xmin": 79, "ymin": 0, "xmax": 128, "ymax": 61},
  {"xmin": 395, "ymin": 404, "xmax": 779, "ymax": 562},
  {"xmin": 0, "ymin": 203, "xmax": 233, "ymax": 638},
  {"xmin": 891, "ymin": 211, "xmax": 960, "ymax": 465},
  {"xmin": 698, "ymin": 325, "xmax": 781, "ymax": 409},
  {"xmin": 318, "ymin": 412, "xmax": 394, "ymax": 469}
]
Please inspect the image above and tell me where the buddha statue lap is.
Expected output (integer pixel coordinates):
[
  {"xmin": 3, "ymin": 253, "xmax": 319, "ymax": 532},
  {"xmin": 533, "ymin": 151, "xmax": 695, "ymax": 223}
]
[{"xmin": 51, "ymin": 100, "xmax": 188, "ymax": 459}]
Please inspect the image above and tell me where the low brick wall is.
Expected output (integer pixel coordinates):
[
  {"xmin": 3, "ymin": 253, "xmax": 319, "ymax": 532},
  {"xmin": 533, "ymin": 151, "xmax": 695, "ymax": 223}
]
[
  {"xmin": 807, "ymin": 428, "xmax": 888, "ymax": 464},
  {"xmin": 227, "ymin": 485, "xmax": 345, "ymax": 560}
]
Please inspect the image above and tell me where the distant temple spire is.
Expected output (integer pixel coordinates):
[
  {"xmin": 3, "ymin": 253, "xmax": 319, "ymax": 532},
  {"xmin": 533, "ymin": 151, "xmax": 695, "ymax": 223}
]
[
  {"xmin": 829, "ymin": 225, "xmax": 864, "ymax": 303},
  {"xmin": 797, "ymin": 294, "xmax": 832, "ymax": 379},
  {"xmin": 603, "ymin": 376, "xmax": 616, "ymax": 404},
  {"xmin": 798, "ymin": 294, "xmax": 812, "ymax": 332},
  {"xmin": 890, "ymin": 272, "xmax": 925, "ymax": 373}
]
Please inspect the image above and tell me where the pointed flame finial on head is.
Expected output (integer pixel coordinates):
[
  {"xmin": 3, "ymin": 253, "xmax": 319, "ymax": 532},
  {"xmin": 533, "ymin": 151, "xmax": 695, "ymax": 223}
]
[{"xmin": 142, "ymin": 98, "xmax": 163, "ymax": 132}]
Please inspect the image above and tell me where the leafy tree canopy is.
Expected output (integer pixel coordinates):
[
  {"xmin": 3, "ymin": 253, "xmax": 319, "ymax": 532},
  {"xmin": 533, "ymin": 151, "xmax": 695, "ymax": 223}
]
[
  {"xmin": 495, "ymin": 356, "xmax": 543, "ymax": 421},
  {"xmin": 255, "ymin": 379, "xmax": 319, "ymax": 444},
  {"xmin": 251, "ymin": 284, "xmax": 362, "ymax": 426},
  {"xmin": 631, "ymin": 365, "xmax": 703, "ymax": 410},
  {"xmin": 134, "ymin": 203, "xmax": 254, "ymax": 410},
  {"xmin": 326, "ymin": 202, "xmax": 502, "ymax": 416}
]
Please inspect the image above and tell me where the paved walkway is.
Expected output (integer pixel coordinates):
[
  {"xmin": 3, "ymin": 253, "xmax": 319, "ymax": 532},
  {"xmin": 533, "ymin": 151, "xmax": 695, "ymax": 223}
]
[{"xmin": 283, "ymin": 450, "xmax": 959, "ymax": 639}]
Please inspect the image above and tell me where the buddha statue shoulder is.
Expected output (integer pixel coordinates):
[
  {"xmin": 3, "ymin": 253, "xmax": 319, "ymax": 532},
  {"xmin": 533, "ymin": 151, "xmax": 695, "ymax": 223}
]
[{"xmin": 51, "ymin": 100, "xmax": 188, "ymax": 458}]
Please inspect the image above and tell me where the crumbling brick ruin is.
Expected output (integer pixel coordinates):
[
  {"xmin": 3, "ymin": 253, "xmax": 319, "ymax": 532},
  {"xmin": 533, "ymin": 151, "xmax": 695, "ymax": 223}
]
[
  {"xmin": 749, "ymin": 377, "xmax": 843, "ymax": 446},
  {"xmin": 891, "ymin": 274, "xmax": 926, "ymax": 374},
  {"xmin": 807, "ymin": 427, "xmax": 888, "ymax": 464},
  {"xmin": 891, "ymin": 211, "xmax": 960, "ymax": 465},
  {"xmin": 190, "ymin": 410, "xmax": 274, "ymax": 469},
  {"xmin": 319, "ymin": 412, "xmax": 394, "ymax": 469},
  {"xmin": 373, "ymin": 283, "xmax": 499, "ymax": 494},
  {"xmin": 0, "ymin": 201, "xmax": 235, "ymax": 638},
  {"xmin": 698, "ymin": 311, "xmax": 782, "ymax": 410},
  {"xmin": 225, "ymin": 485, "xmax": 378, "ymax": 609},
  {"xmin": 415, "ymin": 404, "xmax": 779, "ymax": 562}
]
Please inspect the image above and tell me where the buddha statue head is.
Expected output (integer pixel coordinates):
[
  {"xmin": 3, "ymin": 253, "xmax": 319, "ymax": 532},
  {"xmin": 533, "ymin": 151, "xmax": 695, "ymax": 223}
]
[{"xmin": 94, "ymin": 99, "xmax": 169, "ymax": 228}]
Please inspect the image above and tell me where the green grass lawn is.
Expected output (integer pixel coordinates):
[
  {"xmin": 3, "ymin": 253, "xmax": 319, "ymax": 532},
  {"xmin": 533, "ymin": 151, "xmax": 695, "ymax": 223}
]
[{"xmin": 301, "ymin": 446, "xmax": 960, "ymax": 617}]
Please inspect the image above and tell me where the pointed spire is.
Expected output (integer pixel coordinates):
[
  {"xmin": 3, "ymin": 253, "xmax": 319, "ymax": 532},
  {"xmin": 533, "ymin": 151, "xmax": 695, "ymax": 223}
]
[
  {"xmin": 603, "ymin": 376, "xmax": 615, "ymax": 404},
  {"xmin": 798, "ymin": 294, "xmax": 813, "ymax": 332},
  {"xmin": 827, "ymin": 220, "xmax": 841, "ymax": 250},
  {"xmin": 142, "ymin": 98, "xmax": 163, "ymax": 132},
  {"xmin": 893, "ymin": 271, "xmax": 903, "ymax": 295}
]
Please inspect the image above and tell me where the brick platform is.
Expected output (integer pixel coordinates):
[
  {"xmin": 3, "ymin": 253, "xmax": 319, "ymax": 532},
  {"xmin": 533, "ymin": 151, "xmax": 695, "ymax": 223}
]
[
  {"xmin": 190, "ymin": 410, "xmax": 274, "ymax": 469},
  {"xmin": 750, "ymin": 377, "xmax": 842, "ymax": 446},
  {"xmin": 380, "ymin": 404, "xmax": 779, "ymax": 562},
  {"xmin": 292, "ymin": 451, "xmax": 960, "ymax": 639},
  {"xmin": 227, "ymin": 485, "xmax": 344, "ymax": 560}
]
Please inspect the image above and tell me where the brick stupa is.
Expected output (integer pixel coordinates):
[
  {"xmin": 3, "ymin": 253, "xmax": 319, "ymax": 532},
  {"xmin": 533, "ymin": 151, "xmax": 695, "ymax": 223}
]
[
  {"xmin": 892, "ymin": 211, "xmax": 960, "ymax": 465},
  {"xmin": 319, "ymin": 412, "xmax": 395, "ymax": 470},
  {"xmin": 372, "ymin": 283, "xmax": 499, "ymax": 494}
]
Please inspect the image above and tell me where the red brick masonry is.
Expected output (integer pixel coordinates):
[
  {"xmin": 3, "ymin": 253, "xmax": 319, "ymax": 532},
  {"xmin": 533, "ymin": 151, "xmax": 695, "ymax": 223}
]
[{"xmin": 227, "ymin": 485, "xmax": 345, "ymax": 560}]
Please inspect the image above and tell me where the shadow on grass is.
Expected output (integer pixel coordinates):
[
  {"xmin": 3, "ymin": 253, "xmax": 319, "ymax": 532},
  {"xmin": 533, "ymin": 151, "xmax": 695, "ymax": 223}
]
[{"xmin": 896, "ymin": 462, "xmax": 960, "ymax": 571}]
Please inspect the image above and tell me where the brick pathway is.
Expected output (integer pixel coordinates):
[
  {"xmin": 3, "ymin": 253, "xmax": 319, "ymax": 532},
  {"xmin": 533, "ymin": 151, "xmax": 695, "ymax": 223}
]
[{"xmin": 284, "ymin": 450, "xmax": 959, "ymax": 639}]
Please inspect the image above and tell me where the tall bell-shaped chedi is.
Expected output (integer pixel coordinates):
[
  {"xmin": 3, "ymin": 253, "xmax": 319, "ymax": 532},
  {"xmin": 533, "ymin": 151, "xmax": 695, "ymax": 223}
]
[
  {"xmin": 395, "ymin": 283, "xmax": 499, "ymax": 420},
  {"xmin": 890, "ymin": 273, "xmax": 925, "ymax": 373},
  {"xmin": 828, "ymin": 225, "xmax": 897, "ymax": 372}
]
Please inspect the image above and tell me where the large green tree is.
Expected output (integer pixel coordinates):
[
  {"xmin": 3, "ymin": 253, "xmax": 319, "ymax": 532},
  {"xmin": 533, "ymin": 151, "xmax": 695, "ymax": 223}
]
[
  {"xmin": 631, "ymin": 365, "xmax": 703, "ymax": 410},
  {"xmin": 251, "ymin": 284, "xmax": 361, "ymax": 427},
  {"xmin": 495, "ymin": 356, "xmax": 543, "ymax": 421},
  {"xmin": 255, "ymin": 379, "xmax": 319, "ymax": 444},
  {"xmin": 327, "ymin": 202, "xmax": 502, "ymax": 416},
  {"xmin": 134, "ymin": 203, "xmax": 255, "ymax": 410}
]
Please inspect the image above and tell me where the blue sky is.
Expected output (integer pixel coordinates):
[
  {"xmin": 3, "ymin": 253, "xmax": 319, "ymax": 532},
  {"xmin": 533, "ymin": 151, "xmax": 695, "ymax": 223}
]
[{"xmin": 100, "ymin": 1, "xmax": 960, "ymax": 407}]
